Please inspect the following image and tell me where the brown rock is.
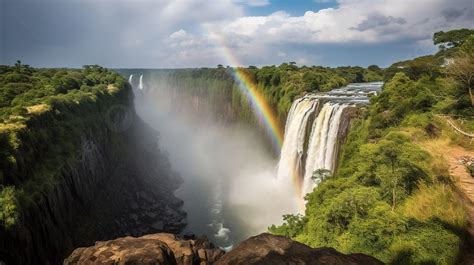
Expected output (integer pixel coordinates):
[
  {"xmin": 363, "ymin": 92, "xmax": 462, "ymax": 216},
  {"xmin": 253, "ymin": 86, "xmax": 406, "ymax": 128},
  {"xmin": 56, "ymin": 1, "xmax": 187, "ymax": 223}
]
[
  {"xmin": 215, "ymin": 233, "xmax": 384, "ymax": 265},
  {"xmin": 64, "ymin": 236, "xmax": 175, "ymax": 265},
  {"xmin": 64, "ymin": 232, "xmax": 382, "ymax": 265},
  {"xmin": 64, "ymin": 233, "xmax": 225, "ymax": 265}
]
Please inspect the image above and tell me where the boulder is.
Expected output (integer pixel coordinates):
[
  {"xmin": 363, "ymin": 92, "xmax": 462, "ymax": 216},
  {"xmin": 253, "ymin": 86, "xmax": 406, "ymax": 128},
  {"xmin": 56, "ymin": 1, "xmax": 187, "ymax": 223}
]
[
  {"xmin": 216, "ymin": 233, "xmax": 383, "ymax": 265},
  {"xmin": 64, "ymin": 233, "xmax": 225, "ymax": 265},
  {"xmin": 64, "ymin": 233, "xmax": 382, "ymax": 265}
]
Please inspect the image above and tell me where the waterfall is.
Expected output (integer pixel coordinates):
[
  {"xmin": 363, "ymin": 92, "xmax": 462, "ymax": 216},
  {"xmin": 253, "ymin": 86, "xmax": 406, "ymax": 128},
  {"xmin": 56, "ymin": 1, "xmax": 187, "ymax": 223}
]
[
  {"xmin": 277, "ymin": 98, "xmax": 318, "ymax": 188},
  {"xmin": 128, "ymin": 74, "xmax": 134, "ymax": 84},
  {"xmin": 138, "ymin": 74, "xmax": 144, "ymax": 90},
  {"xmin": 302, "ymin": 103, "xmax": 347, "ymax": 197},
  {"xmin": 277, "ymin": 82, "xmax": 383, "ymax": 210}
]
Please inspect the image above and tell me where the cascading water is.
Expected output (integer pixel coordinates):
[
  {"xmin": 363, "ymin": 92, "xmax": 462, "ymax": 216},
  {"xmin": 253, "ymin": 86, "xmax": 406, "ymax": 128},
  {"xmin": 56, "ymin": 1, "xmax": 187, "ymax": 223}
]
[
  {"xmin": 277, "ymin": 82, "xmax": 383, "ymax": 210},
  {"xmin": 277, "ymin": 98, "xmax": 318, "ymax": 190},
  {"xmin": 302, "ymin": 103, "xmax": 347, "ymax": 197},
  {"xmin": 138, "ymin": 74, "xmax": 144, "ymax": 90},
  {"xmin": 128, "ymin": 74, "xmax": 134, "ymax": 84}
]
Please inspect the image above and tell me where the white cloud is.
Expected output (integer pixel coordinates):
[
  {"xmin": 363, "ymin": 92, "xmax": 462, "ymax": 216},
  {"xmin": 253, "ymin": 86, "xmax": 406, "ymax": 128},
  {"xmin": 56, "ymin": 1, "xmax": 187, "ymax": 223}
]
[
  {"xmin": 117, "ymin": 0, "xmax": 474, "ymax": 67},
  {"xmin": 206, "ymin": 0, "xmax": 474, "ymax": 45},
  {"xmin": 4, "ymin": 0, "xmax": 473, "ymax": 68}
]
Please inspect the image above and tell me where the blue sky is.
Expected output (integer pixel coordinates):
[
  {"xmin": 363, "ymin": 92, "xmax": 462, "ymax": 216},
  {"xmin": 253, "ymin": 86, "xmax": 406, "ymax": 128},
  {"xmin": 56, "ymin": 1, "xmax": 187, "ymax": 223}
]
[
  {"xmin": 244, "ymin": 0, "xmax": 338, "ymax": 16},
  {"xmin": 0, "ymin": 0, "xmax": 473, "ymax": 68}
]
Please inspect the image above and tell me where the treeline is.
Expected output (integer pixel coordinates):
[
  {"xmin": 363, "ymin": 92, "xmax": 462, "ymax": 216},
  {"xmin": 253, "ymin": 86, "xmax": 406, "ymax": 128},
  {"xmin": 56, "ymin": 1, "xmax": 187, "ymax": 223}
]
[
  {"xmin": 269, "ymin": 28, "xmax": 474, "ymax": 264},
  {"xmin": 120, "ymin": 64, "xmax": 383, "ymax": 147},
  {"xmin": 0, "ymin": 63, "xmax": 131, "ymax": 227}
]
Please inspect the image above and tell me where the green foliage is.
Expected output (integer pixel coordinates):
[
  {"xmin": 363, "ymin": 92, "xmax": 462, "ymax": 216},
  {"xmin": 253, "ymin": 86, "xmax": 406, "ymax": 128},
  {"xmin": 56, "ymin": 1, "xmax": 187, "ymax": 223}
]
[
  {"xmin": 388, "ymin": 222, "xmax": 460, "ymax": 265},
  {"xmin": 311, "ymin": 168, "xmax": 332, "ymax": 185},
  {"xmin": 369, "ymin": 73, "xmax": 436, "ymax": 136},
  {"xmin": 0, "ymin": 64, "xmax": 131, "ymax": 227},
  {"xmin": 433, "ymin": 28, "xmax": 474, "ymax": 49},
  {"xmin": 339, "ymin": 203, "xmax": 406, "ymax": 259},
  {"xmin": 268, "ymin": 214, "xmax": 307, "ymax": 238},
  {"xmin": 0, "ymin": 186, "xmax": 18, "ymax": 228},
  {"xmin": 443, "ymin": 34, "xmax": 474, "ymax": 108},
  {"xmin": 384, "ymin": 55, "xmax": 442, "ymax": 81},
  {"xmin": 270, "ymin": 29, "xmax": 473, "ymax": 264}
]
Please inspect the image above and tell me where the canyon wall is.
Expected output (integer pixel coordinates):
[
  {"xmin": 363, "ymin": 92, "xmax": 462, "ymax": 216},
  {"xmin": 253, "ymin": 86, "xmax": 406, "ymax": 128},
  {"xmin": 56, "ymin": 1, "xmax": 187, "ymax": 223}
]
[{"xmin": 0, "ymin": 85, "xmax": 186, "ymax": 265}]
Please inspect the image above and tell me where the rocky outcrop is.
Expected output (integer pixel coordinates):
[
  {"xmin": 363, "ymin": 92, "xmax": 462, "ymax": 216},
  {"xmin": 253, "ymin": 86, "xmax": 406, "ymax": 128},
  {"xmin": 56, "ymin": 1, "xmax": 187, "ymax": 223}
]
[
  {"xmin": 216, "ymin": 233, "xmax": 383, "ymax": 265},
  {"xmin": 64, "ymin": 233, "xmax": 225, "ymax": 265},
  {"xmin": 64, "ymin": 233, "xmax": 382, "ymax": 265}
]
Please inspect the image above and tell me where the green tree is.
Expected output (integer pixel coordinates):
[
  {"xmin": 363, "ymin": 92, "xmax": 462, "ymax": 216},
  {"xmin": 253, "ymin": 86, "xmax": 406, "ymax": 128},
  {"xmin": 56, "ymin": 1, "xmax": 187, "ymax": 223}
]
[
  {"xmin": 358, "ymin": 133, "xmax": 430, "ymax": 210},
  {"xmin": 444, "ymin": 35, "xmax": 474, "ymax": 106},
  {"xmin": 433, "ymin": 28, "xmax": 474, "ymax": 49}
]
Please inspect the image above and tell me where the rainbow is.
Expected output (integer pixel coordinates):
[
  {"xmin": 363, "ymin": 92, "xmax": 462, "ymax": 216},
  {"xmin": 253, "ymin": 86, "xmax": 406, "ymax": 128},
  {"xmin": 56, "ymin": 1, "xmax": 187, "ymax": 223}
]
[
  {"xmin": 212, "ymin": 34, "xmax": 284, "ymax": 151},
  {"xmin": 208, "ymin": 29, "xmax": 303, "ymax": 211}
]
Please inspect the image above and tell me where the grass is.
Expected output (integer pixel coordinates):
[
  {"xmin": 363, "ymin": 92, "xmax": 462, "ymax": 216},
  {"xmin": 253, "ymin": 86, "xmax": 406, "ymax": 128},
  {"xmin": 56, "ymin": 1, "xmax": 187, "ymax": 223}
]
[
  {"xmin": 403, "ymin": 183, "xmax": 468, "ymax": 230},
  {"xmin": 26, "ymin": 103, "xmax": 51, "ymax": 114}
]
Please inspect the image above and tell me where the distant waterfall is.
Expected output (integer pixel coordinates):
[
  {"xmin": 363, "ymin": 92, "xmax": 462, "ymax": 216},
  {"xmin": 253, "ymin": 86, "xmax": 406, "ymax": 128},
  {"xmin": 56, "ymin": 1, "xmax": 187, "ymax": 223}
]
[
  {"xmin": 138, "ymin": 75, "xmax": 144, "ymax": 90},
  {"xmin": 128, "ymin": 74, "xmax": 134, "ymax": 84},
  {"xmin": 277, "ymin": 82, "xmax": 383, "ymax": 209}
]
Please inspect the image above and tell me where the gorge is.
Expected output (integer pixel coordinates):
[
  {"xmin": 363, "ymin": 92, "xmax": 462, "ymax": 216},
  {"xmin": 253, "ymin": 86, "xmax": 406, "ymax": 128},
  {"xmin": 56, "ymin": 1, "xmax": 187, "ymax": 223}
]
[
  {"xmin": 127, "ymin": 70, "xmax": 383, "ymax": 246},
  {"xmin": 1, "ymin": 0, "xmax": 473, "ymax": 260},
  {"xmin": 2, "ymin": 32, "xmax": 473, "ymax": 263}
]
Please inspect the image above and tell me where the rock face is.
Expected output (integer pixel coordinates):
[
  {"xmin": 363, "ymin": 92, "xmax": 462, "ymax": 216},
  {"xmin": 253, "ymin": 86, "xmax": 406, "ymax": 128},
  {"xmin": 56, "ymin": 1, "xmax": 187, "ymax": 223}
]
[
  {"xmin": 0, "ymin": 116, "xmax": 187, "ymax": 265},
  {"xmin": 64, "ymin": 233, "xmax": 225, "ymax": 265},
  {"xmin": 64, "ymin": 233, "xmax": 382, "ymax": 265}
]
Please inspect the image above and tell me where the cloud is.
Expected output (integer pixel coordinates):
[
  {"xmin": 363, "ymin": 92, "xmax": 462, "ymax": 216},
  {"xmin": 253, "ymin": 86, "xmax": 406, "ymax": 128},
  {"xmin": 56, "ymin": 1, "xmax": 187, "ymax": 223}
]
[
  {"xmin": 208, "ymin": 0, "xmax": 474, "ymax": 45},
  {"xmin": 233, "ymin": 0, "xmax": 270, "ymax": 6},
  {"xmin": 1, "ymin": 0, "xmax": 473, "ymax": 68},
  {"xmin": 352, "ymin": 14, "xmax": 406, "ymax": 32}
]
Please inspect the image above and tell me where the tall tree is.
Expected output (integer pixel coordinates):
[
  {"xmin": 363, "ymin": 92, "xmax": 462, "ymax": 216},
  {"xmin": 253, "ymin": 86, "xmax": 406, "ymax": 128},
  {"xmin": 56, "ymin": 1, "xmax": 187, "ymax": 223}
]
[{"xmin": 444, "ymin": 36, "xmax": 474, "ymax": 106}]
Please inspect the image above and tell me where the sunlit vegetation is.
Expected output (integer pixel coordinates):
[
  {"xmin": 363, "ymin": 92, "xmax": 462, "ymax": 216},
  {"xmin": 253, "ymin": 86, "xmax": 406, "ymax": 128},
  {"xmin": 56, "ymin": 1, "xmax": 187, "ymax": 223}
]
[
  {"xmin": 122, "ymin": 64, "xmax": 382, "ymax": 153},
  {"xmin": 269, "ymin": 29, "xmax": 474, "ymax": 264},
  {"xmin": 0, "ymin": 63, "xmax": 131, "ymax": 227}
]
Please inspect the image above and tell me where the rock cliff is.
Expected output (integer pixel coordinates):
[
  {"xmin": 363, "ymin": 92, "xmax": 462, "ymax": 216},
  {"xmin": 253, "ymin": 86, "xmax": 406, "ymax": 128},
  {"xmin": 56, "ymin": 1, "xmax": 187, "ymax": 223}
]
[
  {"xmin": 0, "ymin": 106, "xmax": 186, "ymax": 264},
  {"xmin": 64, "ymin": 233, "xmax": 383, "ymax": 265}
]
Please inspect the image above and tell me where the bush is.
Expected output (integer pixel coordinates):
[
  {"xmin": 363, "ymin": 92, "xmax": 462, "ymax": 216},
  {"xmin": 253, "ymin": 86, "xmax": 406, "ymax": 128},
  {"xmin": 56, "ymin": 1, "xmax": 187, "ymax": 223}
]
[{"xmin": 0, "ymin": 186, "xmax": 18, "ymax": 228}]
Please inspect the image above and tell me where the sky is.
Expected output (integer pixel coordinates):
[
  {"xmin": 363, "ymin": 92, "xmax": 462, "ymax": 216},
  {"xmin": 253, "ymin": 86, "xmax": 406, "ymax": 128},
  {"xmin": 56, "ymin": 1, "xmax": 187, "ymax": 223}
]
[{"xmin": 0, "ymin": 0, "xmax": 473, "ymax": 68}]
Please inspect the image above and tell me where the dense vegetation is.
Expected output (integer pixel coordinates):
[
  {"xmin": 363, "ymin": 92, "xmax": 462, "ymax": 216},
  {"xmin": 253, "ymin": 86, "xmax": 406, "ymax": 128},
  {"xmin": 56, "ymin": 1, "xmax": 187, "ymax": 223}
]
[
  {"xmin": 121, "ymin": 64, "xmax": 382, "ymax": 125},
  {"xmin": 120, "ymin": 64, "xmax": 382, "ymax": 153},
  {"xmin": 270, "ymin": 29, "xmax": 474, "ymax": 264},
  {"xmin": 0, "ymin": 63, "xmax": 131, "ymax": 227}
]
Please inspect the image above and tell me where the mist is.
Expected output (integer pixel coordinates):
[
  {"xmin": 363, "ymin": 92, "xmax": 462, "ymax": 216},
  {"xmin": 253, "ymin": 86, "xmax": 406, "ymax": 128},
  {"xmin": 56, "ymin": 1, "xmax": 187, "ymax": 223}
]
[{"xmin": 131, "ymin": 74, "xmax": 299, "ymax": 249}]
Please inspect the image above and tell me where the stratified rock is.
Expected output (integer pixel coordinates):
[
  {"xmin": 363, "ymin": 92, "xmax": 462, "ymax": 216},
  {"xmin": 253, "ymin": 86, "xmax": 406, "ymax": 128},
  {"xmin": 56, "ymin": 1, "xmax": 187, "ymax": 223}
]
[
  {"xmin": 215, "ymin": 233, "xmax": 384, "ymax": 265},
  {"xmin": 64, "ymin": 233, "xmax": 225, "ymax": 265}
]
